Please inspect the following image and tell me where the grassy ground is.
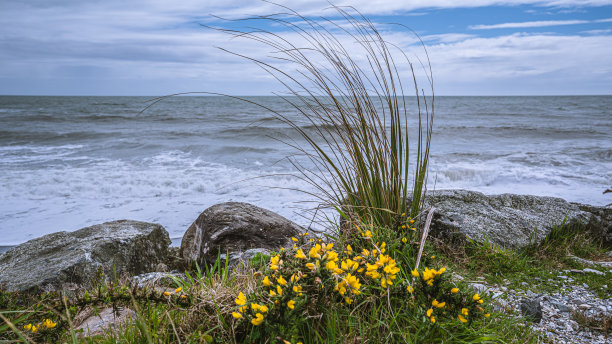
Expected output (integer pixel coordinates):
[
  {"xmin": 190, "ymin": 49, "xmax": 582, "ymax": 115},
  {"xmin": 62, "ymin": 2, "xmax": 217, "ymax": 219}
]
[{"xmin": 6, "ymin": 218, "xmax": 608, "ymax": 343}]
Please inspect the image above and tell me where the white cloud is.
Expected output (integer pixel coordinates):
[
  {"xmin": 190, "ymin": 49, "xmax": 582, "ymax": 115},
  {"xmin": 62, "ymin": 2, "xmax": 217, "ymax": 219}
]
[{"xmin": 470, "ymin": 18, "xmax": 612, "ymax": 29}]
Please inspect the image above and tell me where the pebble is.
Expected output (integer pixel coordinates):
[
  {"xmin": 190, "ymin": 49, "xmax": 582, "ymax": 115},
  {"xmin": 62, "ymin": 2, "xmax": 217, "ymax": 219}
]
[{"xmin": 475, "ymin": 273, "xmax": 611, "ymax": 344}]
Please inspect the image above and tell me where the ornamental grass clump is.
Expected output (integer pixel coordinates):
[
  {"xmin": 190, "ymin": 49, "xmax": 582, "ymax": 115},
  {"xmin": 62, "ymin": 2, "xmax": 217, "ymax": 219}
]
[{"xmin": 212, "ymin": 4, "xmax": 433, "ymax": 228}]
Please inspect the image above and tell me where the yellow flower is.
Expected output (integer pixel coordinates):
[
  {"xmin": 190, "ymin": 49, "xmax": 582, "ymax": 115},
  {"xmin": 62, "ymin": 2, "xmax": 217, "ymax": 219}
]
[
  {"xmin": 451, "ymin": 287, "xmax": 459, "ymax": 293},
  {"xmin": 462, "ymin": 308, "xmax": 469, "ymax": 316},
  {"xmin": 401, "ymin": 212, "xmax": 406, "ymax": 216},
  {"xmin": 478, "ymin": 299, "xmax": 484, "ymax": 304},
  {"xmin": 432, "ymin": 299, "xmax": 445, "ymax": 308},
  {"xmin": 363, "ymin": 230, "xmax": 372, "ymax": 238},
  {"xmin": 293, "ymin": 285, "xmax": 303, "ymax": 295},
  {"xmin": 407, "ymin": 286, "xmax": 414, "ymax": 293},
  {"xmin": 269, "ymin": 290, "xmax": 276, "ymax": 297},
  {"xmin": 410, "ymin": 219, "xmax": 415, "ymax": 224},
  {"xmin": 277, "ymin": 276, "xmax": 287, "ymax": 286},
  {"xmin": 473, "ymin": 294, "xmax": 481, "ymax": 301},
  {"xmin": 292, "ymin": 237, "xmax": 298, "ymax": 242},
  {"xmin": 410, "ymin": 227, "xmax": 417, "ymax": 231},
  {"xmin": 458, "ymin": 314, "xmax": 467, "ymax": 323},
  {"xmin": 326, "ymin": 243, "xmax": 334, "ymax": 251},
  {"xmin": 306, "ymin": 262, "xmax": 316, "ymax": 271},
  {"xmin": 346, "ymin": 244, "xmax": 352, "ymax": 252},
  {"xmin": 287, "ymin": 299, "xmax": 295, "ymax": 310},
  {"xmin": 309, "ymin": 244, "xmax": 322, "ymax": 258},
  {"xmin": 235, "ymin": 292, "xmax": 247, "ymax": 306},
  {"xmin": 276, "ymin": 285, "xmax": 283, "ymax": 296},
  {"xmin": 42, "ymin": 319, "xmax": 57, "ymax": 329},
  {"xmin": 175, "ymin": 287, "xmax": 182, "ymax": 293},
  {"xmin": 430, "ymin": 255, "xmax": 435, "ymax": 259},
  {"xmin": 402, "ymin": 237, "xmax": 407, "ymax": 243},
  {"xmin": 251, "ymin": 313, "xmax": 264, "ymax": 326},
  {"xmin": 402, "ymin": 225, "xmax": 407, "ymax": 229},
  {"xmin": 341, "ymin": 259, "xmax": 358, "ymax": 271},
  {"xmin": 163, "ymin": 291, "xmax": 170, "ymax": 296},
  {"xmin": 270, "ymin": 255, "xmax": 280, "ymax": 270},
  {"xmin": 259, "ymin": 305, "xmax": 269, "ymax": 313},
  {"xmin": 430, "ymin": 316, "xmax": 436, "ymax": 323},
  {"xmin": 426, "ymin": 308, "xmax": 433, "ymax": 317},
  {"xmin": 411, "ymin": 269, "xmax": 419, "ymax": 277},
  {"xmin": 180, "ymin": 295, "xmax": 187, "ymax": 299},
  {"xmin": 263, "ymin": 276, "xmax": 271, "ymax": 286},
  {"xmin": 295, "ymin": 249, "xmax": 306, "ymax": 259},
  {"xmin": 23, "ymin": 324, "xmax": 32, "ymax": 331},
  {"xmin": 232, "ymin": 312, "xmax": 242, "ymax": 319},
  {"xmin": 484, "ymin": 313, "xmax": 490, "ymax": 318}
]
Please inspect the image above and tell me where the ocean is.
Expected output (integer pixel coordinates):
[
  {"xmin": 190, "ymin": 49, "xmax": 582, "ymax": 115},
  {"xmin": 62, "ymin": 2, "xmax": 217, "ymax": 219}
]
[{"xmin": 0, "ymin": 95, "xmax": 610, "ymax": 246}]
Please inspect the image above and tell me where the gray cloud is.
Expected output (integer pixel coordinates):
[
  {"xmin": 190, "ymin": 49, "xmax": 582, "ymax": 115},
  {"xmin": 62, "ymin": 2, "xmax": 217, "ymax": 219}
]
[{"xmin": 0, "ymin": 0, "xmax": 611, "ymax": 95}]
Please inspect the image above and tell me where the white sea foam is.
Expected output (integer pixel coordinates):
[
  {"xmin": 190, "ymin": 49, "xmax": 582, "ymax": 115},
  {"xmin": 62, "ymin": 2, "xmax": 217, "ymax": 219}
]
[
  {"xmin": 0, "ymin": 151, "xmax": 322, "ymax": 245},
  {"xmin": 1, "ymin": 95, "xmax": 610, "ymax": 245}
]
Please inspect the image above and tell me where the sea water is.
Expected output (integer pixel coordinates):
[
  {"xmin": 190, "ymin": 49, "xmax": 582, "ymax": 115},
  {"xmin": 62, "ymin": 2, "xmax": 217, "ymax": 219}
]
[{"xmin": 1, "ymin": 95, "xmax": 610, "ymax": 245}]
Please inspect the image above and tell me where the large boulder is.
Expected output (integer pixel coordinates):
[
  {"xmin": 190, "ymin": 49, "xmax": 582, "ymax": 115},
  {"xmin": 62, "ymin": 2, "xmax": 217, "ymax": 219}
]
[
  {"xmin": 180, "ymin": 202, "xmax": 303, "ymax": 267},
  {"xmin": 424, "ymin": 190, "xmax": 610, "ymax": 249},
  {"xmin": 0, "ymin": 220, "xmax": 171, "ymax": 292}
]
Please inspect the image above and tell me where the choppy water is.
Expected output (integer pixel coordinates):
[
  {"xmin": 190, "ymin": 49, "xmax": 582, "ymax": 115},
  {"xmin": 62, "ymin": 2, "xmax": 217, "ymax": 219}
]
[{"xmin": 1, "ymin": 95, "xmax": 610, "ymax": 245}]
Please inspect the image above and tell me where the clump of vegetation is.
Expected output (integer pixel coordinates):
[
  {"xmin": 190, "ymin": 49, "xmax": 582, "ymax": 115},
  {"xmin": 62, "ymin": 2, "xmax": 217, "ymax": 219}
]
[{"xmin": 211, "ymin": 4, "xmax": 433, "ymax": 229}]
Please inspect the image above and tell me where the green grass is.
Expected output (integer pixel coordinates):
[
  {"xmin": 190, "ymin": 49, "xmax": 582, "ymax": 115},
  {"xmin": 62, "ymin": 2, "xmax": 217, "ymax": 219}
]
[
  {"xmin": 430, "ymin": 220, "xmax": 611, "ymax": 299},
  {"xmin": 1, "ymin": 224, "xmax": 550, "ymax": 343}
]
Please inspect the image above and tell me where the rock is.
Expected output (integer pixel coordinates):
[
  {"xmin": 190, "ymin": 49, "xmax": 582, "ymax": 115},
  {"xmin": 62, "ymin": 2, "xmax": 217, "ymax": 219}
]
[
  {"xmin": 423, "ymin": 190, "xmax": 610, "ymax": 249},
  {"xmin": 569, "ymin": 255, "xmax": 612, "ymax": 268},
  {"xmin": 571, "ymin": 203, "xmax": 612, "ymax": 248},
  {"xmin": 551, "ymin": 301, "xmax": 570, "ymax": 313},
  {"xmin": 132, "ymin": 271, "xmax": 184, "ymax": 289},
  {"xmin": 582, "ymin": 268, "xmax": 605, "ymax": 276},
  {"xmin": 0, "ymin": 220, "xmax": 171, "ymax": 292},
  {"xmin": 520, "ymin": 298, "xmax": 543, "ymax": 323},
  {"xmin": 75, "ymin": 307, "xmax": 136, "ymax": 337},
  {"xmin": 180, "ymin": 202, "xmax": 302, "ymax": 267}
]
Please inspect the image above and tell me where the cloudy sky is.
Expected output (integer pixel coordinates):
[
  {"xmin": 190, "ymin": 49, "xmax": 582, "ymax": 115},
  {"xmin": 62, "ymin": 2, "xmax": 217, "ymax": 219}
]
[{"xmin": 0, "ymin": 0, "xmax": 611, "ymax": 96}]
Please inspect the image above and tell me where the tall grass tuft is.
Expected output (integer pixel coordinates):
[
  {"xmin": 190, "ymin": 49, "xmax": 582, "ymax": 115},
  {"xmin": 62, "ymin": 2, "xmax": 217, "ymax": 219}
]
[{"xmin": 212, "ymin": 4, "xmax": 434, "ymax": 228}]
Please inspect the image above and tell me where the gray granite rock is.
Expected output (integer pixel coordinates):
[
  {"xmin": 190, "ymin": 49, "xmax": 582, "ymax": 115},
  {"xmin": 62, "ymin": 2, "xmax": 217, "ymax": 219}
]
[
  {"xmin": 520, "ymin": 298, "xmax": 543, "ymax": 322},
  {"xmin": 75, "ymin": 307, "xmax": 137, "ymax": 337},
  {"xmin": 0, "ymin": 220, "xmax": 171, "ymax": 292},
  {"xmin": 180, "ymin": 202, "xmax": 302, "ymax": 267},
  {"xmin": 423, "ymin": 190, "xmax": 610, "ymax": 249}
]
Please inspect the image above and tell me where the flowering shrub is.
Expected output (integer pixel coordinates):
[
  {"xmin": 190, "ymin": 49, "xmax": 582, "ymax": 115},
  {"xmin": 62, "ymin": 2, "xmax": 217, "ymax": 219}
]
[{"xmin": 231, "ymin": 219, "xmax": 492, "ymax": 343}]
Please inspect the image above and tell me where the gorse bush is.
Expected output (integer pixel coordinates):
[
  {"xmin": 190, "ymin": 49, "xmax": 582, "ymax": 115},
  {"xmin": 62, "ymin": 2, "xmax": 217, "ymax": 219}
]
[
  {"xmin": 231, "ymin": 224, "xmax": 492, "ymax": 344},
  {"xmin": 213, "ymin": 4, "xmax": 434, "ymax": 228}
]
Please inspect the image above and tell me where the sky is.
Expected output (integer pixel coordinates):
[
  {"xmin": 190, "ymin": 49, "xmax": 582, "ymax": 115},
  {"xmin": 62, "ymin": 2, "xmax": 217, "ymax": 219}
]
[{"xmin": 0, "ymin": 0, "xmax": 611, "ymax": 96}]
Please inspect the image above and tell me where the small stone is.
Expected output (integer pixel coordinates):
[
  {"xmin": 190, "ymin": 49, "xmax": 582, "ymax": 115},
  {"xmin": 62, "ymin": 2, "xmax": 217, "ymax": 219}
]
[
  {"xmin": 578, "ymin": 304, "xmax": 592, "ymax": 310},
  {"xmin": 551, "ymin": 301, "xmax": 570, "ymax": 312}
]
